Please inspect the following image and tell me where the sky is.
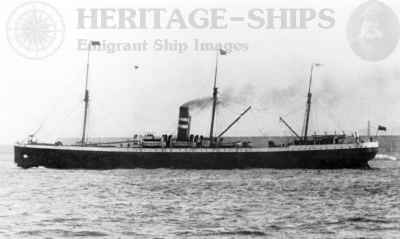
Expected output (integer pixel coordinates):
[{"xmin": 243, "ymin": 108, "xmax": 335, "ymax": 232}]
[{"xmin": 1, "ymin": 0, "xmax": 400, "ymax": 144}]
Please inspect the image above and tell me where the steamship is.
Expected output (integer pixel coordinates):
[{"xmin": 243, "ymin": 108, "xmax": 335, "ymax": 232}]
[{"xmin": 14, "ymin": 45, "xmax": 378, "ymax": 169}]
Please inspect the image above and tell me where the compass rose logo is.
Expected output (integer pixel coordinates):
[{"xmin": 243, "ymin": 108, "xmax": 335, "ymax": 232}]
[{"xmin": 6, "ymin": 2, "xmax": 65, "ymax": 59}]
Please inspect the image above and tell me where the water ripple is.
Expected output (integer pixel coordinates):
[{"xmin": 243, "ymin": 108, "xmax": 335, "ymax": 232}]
[{"xmin": 0, "ymin": 147, "xmax": 399, "ymax": 238}]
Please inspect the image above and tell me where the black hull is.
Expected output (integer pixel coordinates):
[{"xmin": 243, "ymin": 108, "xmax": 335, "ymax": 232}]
[{"xmin": 14, "ymin": 144, "xmax": 378, "ymax": 169}]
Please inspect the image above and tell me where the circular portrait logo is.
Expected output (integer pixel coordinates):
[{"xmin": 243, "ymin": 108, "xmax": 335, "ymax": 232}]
[
  {"xmin": 347, "ymin": 0, "xmax": 400, "ymax": 61},
  {"xmin": 6, "ymin": 2, "xmax": 65, "ymax": 60}
]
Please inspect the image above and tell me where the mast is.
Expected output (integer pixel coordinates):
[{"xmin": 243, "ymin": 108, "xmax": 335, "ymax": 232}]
[
  {"xmin": 302, "ymin": 63, "xmax": 321, "ymax": 141},
  {"xmin": 303, "ymin": 65, "xmax": 313, "ymax": 141},
  {"xmin": 81, "ymin": 41, "xmax": 100, "ymax": 146},
  {"xmin": 209, "ymin": 50, "xmax": 219, "ymax": 147},
  {"xmin": 367, "ymin": 120, "xmax": 371, "ymax": 138}
]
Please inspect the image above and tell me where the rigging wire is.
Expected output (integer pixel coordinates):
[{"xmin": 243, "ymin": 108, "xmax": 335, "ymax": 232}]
[
  {"xmin": 36, "ymin": 100, "xmax": 83, "ymax": 141},
  {"xmin": 313, "ymin": 96, "xmax": 345, "ymax": 133},
  {"xmin": 24, "ymin": 62, "xmax": 88, "ymax": 141}
]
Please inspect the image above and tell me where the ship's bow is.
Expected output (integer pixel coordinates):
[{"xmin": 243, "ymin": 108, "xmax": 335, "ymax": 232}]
[{"xmin": 14, "ymin": 144, "xmax": 42, "ymax": 168}]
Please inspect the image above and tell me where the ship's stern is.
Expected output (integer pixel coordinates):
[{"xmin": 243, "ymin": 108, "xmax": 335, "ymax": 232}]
[{"xmin": 360, "ymin": 141, "xmax": 379, "ymax": 168}]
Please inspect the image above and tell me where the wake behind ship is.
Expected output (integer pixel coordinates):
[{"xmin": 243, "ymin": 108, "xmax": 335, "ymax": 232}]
[{"xmin": 14, "ymin": 44, "xmax": 379, "ymax": 169}]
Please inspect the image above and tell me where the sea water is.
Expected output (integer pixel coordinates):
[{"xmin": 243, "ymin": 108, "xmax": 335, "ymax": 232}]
[{"xmin": 0, "ymin": 145, "xmax": 399, "ymax": 238}]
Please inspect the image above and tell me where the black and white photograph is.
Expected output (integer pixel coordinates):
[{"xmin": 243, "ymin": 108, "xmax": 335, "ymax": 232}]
[{"xmin": 1, "ymin": 0, "xmax": 399, "ymax": 238}]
